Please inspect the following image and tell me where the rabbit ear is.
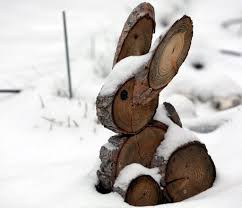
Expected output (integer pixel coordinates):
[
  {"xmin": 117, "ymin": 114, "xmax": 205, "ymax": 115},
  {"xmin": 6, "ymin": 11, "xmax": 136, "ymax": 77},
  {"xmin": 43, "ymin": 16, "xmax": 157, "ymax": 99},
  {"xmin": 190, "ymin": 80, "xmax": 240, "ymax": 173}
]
[
  {"xmin": 113, "ymin": 2, "xmax": 156, "ymax": 67},
  {"xmin": 148, "ymin": 15, "xmax": 193, "ymax": 90}
]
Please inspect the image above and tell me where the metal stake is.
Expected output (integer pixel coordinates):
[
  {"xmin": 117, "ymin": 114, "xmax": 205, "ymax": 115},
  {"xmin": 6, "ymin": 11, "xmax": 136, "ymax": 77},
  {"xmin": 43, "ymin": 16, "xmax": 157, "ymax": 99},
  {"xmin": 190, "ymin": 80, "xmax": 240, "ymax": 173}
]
[{"xmin": 62, "ymin": 11, "xmax": 73, "ymax": 99}]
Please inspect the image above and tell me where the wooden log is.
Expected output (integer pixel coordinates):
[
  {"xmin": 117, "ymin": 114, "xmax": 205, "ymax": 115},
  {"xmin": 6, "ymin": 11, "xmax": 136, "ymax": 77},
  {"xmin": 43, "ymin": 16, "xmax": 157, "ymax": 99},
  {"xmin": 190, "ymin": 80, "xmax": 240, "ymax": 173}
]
[
  {"xmin": 113, "ymin": 2, "xmax": 155, "ymax": 66},
  {"xmin": 112, "ymin": 78, "xmax": 159, "ymax": 133},
  {"xmin": 96, "ymin": 16, "xmax": 192, "ymax": 133},
  {"xmin": 125, "ymin": 175, "xmax": 162, "ymax": 206},
  {"xmin": 96, "ymin": 122, "xmax": 166, "ymax": 192},
  {"xmin": 96, "ymin": 101, "xmax": 181, "ymax": 192},
  {"xmin": 116, "ymin": 122, "xmax": 166, "ymax": 176},
  {"xmin": 96, "ymin": 78, "xmax": 159, "ymax": 133},
  {"xmin": 153, "ymin": 141, "xmax": 216, "ymax": 202}
]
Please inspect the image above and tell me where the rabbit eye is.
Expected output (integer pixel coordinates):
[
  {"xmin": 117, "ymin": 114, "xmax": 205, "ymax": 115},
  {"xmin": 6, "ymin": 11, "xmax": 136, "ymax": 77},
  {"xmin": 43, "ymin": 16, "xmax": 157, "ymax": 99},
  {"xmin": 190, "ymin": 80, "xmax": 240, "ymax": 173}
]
[
  {"xmin": 134, "ymin": 34, "xmax": 138, "ymax": 39},
  {"xmin": 120, "ymin": 90, "xmax": 128, "ymax": 100}
]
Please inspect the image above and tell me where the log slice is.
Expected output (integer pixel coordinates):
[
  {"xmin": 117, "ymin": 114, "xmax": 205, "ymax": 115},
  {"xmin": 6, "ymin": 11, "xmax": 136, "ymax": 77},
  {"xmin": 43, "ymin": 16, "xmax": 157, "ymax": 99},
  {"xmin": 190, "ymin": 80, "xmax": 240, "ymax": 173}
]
[
  {"xmin": 148, "ymin": 15, "xmax": 193, "ymax": 90},
  {"xmin": 113, "ymin": 2, "xmax": 155, "ymax": 66},
  {"xmin": 116, "ymin": 122, "xmax": 166, "ymax": 176},
  {"xmin": 164, "ymin": 141, "xmax": 216, "ymax": 202},
  {"xmin": 125, "ymin": 175, "xmax": 162, "ymax": 206},
  {"xmin": 112, "ymin": 78, "xmax": 158, "ymax": 133}
]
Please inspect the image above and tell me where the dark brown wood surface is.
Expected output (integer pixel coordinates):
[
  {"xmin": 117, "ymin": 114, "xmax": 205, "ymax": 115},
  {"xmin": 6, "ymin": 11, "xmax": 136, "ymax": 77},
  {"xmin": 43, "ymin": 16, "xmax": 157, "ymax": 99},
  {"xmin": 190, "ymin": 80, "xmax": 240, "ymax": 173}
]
[
  {"xmin": 113, "ymin": 2, "xmax": 155, "ymax": 66},
  {"xmin": 116, "ymin": 123, "xmax": 166, "ymax": 176},
  {"xmin": 97, "ymin": 122, "xmax": 166, "ymax": 192},
  {"xmin": 164, "ymin": 141, "xmax": 216, "ymax": 202},
  {"xmin": 125, "ymin": 175, "xmax": 162, "ymax": 206},
  {"xmin": 113, "ymin": 79, "xmax": 158, "ymax": 133}
]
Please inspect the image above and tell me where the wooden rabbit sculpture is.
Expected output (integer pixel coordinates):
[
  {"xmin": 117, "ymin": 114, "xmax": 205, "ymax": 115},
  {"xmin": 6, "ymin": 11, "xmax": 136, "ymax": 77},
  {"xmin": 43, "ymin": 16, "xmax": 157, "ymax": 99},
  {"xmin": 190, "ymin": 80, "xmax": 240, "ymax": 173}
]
[
  {"xmin": 96, "ymin": 3, "xmax": 192, "ymax": 134},
  {"xmin": 96, "ymin": 2, "xmax": 216, "ymax": 206}
]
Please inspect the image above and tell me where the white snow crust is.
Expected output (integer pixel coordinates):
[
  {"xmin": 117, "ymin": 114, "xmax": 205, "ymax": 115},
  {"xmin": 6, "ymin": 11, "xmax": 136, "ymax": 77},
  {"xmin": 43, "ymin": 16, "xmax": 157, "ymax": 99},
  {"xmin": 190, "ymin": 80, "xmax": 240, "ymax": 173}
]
[
  {"xmin": 157, "ymin": 124, "xmax": 199, "ymax": 160},
  {"xmin": 154, "ymin": 104, "xmax": 199, "ymax": 160},
  {"xmin": 1, "ymin": 0, "xmax": 242, "ymax": 207},
  {"xmin": 99, "ymin": 53, "xmax": 151, "ymax": 96},
  {"xmin": 114, "ymin": 163, "xmax": 161, "ymax": 192},
  {"xmin": 154, "ymin": 103, "xmax": 174, "ymax": 126}
]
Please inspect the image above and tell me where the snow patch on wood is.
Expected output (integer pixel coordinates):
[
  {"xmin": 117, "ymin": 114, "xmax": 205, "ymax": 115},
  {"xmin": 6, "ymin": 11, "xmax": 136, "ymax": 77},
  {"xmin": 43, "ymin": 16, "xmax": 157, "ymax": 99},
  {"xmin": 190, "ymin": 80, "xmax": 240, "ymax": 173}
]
[
  {"xmin": 154, "ymin": 103, "xmax": 174, "ymax": 126},
  {"xmin": 157, "ymin": 124, "xmax": 199, "ymax": 160},
  {"xmin": 99, "ymin": 53, "xmax": 152, "ymax": 96},
  {"xmin": 154, "ymin": 103, "xmax": 199, "ymax": 160},
  {"xmin": 113, "ymin": 163, "xmax": 161, "ymax": 193}
]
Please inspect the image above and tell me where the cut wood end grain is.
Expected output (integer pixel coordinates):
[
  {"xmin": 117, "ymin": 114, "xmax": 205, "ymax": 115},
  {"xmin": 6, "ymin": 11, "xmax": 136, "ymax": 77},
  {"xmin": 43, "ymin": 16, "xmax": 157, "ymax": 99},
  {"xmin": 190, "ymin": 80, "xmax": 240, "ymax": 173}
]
[
  {"xmin": 125, "ymin": 175, "xmax": 163, "ymax": 206},
  {"xmin": 148, "ymin": 15, "xmax": 193, "ymax": 90},
  {"xmin": 113, "ymin": 2, "xmax": 155, "ymax": 66},
  {"xmin": 164, "ymin": 141, "xmax": 216, "ymax": 202}
]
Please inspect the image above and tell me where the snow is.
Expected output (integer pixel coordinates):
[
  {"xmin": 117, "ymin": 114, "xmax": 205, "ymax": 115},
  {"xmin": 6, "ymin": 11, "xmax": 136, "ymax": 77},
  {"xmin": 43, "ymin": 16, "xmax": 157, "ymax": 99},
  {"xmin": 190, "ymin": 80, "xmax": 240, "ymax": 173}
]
[
  {"xmin": 159, "ymin": 72, "xmax": 242, "ymax": 104},
  {"xmin": 156, "ymin": 124, "xmax": 199, "ymax": 160},
  {"xmin": 114, "ymin": 163, "xmax": 161, "ymax": 193},
  {"xmin": 154, "ymin": 103, "xmax": 175, "ymax": 126},
  {"xmin": 1, "ymin": 0, "xmax": 242, "ymax": 207},
  {"xmin": 150, "ymin": 34, "xmax": 163, "ymax": 51},
  {"xmin": 154, "ymin": 103, "xmax": 199, "ymax": 160},
  {"xmin": 99, "ymin": 53, "xmax": 151, "ymax": 96},
  {"xmin": 165, "ymin": 94, "xmax": 197, "ymax": 118}
]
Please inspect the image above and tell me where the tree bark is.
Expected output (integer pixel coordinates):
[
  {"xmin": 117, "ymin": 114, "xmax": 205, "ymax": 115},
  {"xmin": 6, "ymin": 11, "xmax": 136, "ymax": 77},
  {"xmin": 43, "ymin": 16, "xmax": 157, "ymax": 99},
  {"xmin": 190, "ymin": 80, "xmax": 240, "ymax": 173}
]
[{"xmin": 97, "ymin": 135, "xmax": 128, "ymax": 192}]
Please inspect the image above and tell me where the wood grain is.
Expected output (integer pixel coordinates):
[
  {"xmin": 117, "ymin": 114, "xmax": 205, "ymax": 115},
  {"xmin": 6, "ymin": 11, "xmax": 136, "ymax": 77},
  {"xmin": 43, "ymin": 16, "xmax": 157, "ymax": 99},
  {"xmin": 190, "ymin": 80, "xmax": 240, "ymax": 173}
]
[{"xmin": 113, "ymin": 2, "xmax": 155, "ymax": 66}]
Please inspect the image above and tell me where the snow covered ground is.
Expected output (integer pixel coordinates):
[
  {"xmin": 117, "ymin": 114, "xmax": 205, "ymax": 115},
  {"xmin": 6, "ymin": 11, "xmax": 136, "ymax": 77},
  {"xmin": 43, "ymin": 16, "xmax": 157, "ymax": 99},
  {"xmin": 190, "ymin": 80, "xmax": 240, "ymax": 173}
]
[{"xmin": 0, "ymin": 0, "xmax": 242, "ymax": 207}]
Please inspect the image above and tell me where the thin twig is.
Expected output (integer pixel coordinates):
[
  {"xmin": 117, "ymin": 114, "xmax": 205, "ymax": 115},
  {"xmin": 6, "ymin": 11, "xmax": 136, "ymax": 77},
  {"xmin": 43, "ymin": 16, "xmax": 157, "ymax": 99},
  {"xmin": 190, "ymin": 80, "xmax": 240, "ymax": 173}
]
[
  {"xmin": 39, "ymin": 95, "xmax": 45, "ymax": 109},
  {"xmin": 42, "ymin": 116, "xmax": 63, "ymax": 126},
  {"xmin": 220, "ymin": 49, "xmax": 242, "ymax": 57},
  {"xmin": 67, "ymin": 116, "xmax": 70, "ymax": 128},
  {"xmin": 83, "ymin": 102, "xmax": 88, "ymax": 118},
  {"xmin": 72, "ymin": 120, "xmax": 79, "ymax": 127},
  {"xmin": 0, "ymin": 89, "xmax": 21, "ymax": 93},
  {"xmin": 222, "ymin": 18, "xmax": 242, "ymax": 28},
  {"xmin": 42, "ymin": 116, "xmax": 55, "ymax": 123},
  {"xmin": 49, "ymin": 123, "xmax": 53, "ymax": 131}
]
